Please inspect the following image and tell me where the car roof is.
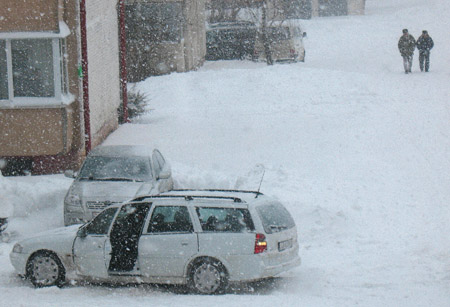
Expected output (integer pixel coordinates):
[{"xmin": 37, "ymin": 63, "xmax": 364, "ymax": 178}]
[
  {"xmin": 207, "ymin": 21, "xmax": 256, "ymax": 30},
  {"xmin": 131, "ymin": 189, "xmax": 267, "ymax": 205},
  {"xmin": 88, "ymin": 145, "xmax": 155, "ymax": 158}
]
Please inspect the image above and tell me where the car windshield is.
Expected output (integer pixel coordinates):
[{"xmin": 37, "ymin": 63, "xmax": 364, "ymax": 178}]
[{"xmin": 78, "ymin": 156, "xmax": 152, "ymax": 182}]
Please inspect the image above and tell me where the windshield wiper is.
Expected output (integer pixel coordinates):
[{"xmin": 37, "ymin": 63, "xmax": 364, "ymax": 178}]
[
  {"xmin": 94, "ymin": 177, "xmax": 143, "ymax": 182},
  {"xmin": 269, "ymin": 225, "xmax": 288, "ymax": 232},
  {"xmin": 78, "ymin": 177, "xmax": 142, "ymax": 182}
]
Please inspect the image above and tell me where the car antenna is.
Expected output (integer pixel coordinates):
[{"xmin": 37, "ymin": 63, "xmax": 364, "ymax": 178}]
[{"xmin": 256, "ymin": 167, "xmax": 265, "ymax": 198}]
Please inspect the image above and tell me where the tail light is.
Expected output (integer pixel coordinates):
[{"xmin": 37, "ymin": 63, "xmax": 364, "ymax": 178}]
[
  {"xmin": 290, "ymin": 49, "xmax": 295, "ymax": 55},
  {"xmin": 254, "ymin": 233, "xmax": 267, "ymax": 254}
]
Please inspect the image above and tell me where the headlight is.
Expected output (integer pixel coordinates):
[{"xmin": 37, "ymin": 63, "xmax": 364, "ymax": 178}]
[
  {"xmin": 64, "ymin": 192, "xmax": 83, "ymax": 212},
  {"xmin": 12, "ymin": 243, "xmax": 23, "ymax": 253}
]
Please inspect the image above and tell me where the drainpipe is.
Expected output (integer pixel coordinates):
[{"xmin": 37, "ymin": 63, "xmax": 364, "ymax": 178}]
[
  {"xmin": 118, "ymin": 0, "xmax": 129, "ymax": 123},
  {"xmin": 80, "ymin": 0, "xmax": 91, "ymax": 153}
]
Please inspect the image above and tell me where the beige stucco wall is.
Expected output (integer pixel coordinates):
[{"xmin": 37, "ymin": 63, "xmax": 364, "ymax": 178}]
[
  {"xmin": 85, "ymin": 0, "xmax": 121, "ymax": 147},
  {"xmin": 0, "ymin": 0, "xmax": 59, "ymax": 32},
  {"xmin": 0, "ymin": 106, "xmax": 74, "ymax": 156},
  {"xmin": 0, "ymin": 0, "xmax": 82, "ymax": 161}
]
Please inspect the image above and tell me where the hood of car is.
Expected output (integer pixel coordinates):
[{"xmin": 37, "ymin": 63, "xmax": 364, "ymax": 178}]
[
  {"xmin": 17, "ymin": 225, "xmax": 81, "ymax": 255},
  {"xmin": 72, "ymin": 181, "xmax": 154, "ymax": 202}
]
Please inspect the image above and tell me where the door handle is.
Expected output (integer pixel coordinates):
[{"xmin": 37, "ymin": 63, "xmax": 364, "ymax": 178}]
[{"xmin": 181, "ymin": 242, "xmax": 189, "ymax": 246}]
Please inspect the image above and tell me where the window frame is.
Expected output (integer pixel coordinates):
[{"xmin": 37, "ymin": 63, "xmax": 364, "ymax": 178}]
[{"xmin": 0, "ymin": 23, "xmax": 70, "ymax": 107}]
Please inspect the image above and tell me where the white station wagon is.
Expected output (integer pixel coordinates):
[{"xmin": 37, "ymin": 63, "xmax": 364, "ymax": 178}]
[{"xmin": 10, "ymin": 190, "xmax": 301, "ymax": 294}]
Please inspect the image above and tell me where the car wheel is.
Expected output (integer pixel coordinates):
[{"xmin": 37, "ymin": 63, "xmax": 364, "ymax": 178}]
[
  {"xmin": 26, "ymin": 251, "xmax": 65, "ymax": 288},
  {"xmin": 189, "ymin": 258, "xmax": 228, "ymax": 294}
]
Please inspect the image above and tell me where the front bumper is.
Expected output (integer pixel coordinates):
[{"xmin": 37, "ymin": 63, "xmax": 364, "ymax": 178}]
[{"xmin": 9, "ymin": 251, "xmax": 28, "ymax": 276}]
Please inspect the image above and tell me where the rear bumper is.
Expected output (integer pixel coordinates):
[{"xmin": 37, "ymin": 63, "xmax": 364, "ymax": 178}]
[
  {"xmin": 261, "ymin": 255, "xmax": 301, "ymax": 278},
  {"xmin": 226, "ymin": 252, "xmax": 301, "ymax": 282}
]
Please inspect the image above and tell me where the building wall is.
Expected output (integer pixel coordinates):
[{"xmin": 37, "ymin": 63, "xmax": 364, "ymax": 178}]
[
  {"xmin": 125, "ymin": 0, "xmax": 206, "ymax": 81},
  {"xmin": 311, "ymin": 0, "xmax": 365, "ymax": 17},
  {"xmin": 0, "ymin": 0, "xmax": 59, "ymax": 32},
  {"xmin": 184, "ymin": 0, "xmax": 206, "ymax": 71},
  {"xmin": 0, "ymin": 0, "xmax": 84, "ymax": 173},
  {"xmin": 85, "ymin": 0, "xmax": 121, "ymax": 147},
  {"xmin": 347, "ymin": 0, "xmax": 365, "ymax": 15}
]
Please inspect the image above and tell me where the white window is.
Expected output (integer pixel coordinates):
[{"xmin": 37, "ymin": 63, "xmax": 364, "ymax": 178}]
[{"xmin": 0, "ymin": 23, "xmax": 70, "ymax": 106}]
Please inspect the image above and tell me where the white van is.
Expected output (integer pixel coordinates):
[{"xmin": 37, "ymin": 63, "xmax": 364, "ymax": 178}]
[{"xmin": 253, "ymin": 22, "xmax": 306, "ymax": 63}]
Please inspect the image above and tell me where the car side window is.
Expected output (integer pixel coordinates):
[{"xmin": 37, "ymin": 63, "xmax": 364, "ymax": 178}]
[
  {"xmin": 147, "ymin": 206, "xmax": 193, "ymax": 233},
  {"xmin": 84, "ymin": 207, "xmax": 118, "ymax": 235},
  {"xmin": 195, "ymin": 207, "xmax": 255, "ymax": 233},
  {"xmin": 152, "ymin": 150, "xmax": 165, "ymax": 177}
]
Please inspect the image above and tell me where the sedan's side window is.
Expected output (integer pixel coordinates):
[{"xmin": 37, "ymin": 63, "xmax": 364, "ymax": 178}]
[
  {"xmin": 152, "ymin": 150, "xmax": 165, "ymax": 177},
  {"xmin": 196, "ymin": 207, "xmax": 255, "ymax": 233},
  {"xmin": 147, "ymin": 206, "xmax": 193, "ymax": 233},
  {"xmin": 84, "ymin": 207, "xmax": 118, "ymax": 235}
]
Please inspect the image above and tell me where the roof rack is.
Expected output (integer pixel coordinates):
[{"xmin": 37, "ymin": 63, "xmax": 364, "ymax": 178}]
[
  {"xmin": 131, "ymin": 194, "xmax": 244, "ymax": 203},
  {"xmin": 171, "ymin": 189, "xmax": 263, "ymax": 196}
]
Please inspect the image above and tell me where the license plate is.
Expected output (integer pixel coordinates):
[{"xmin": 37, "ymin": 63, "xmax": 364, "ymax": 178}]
[{"xmin": 278, "ymin": 239, "xmax": 293, "ymax": 252}]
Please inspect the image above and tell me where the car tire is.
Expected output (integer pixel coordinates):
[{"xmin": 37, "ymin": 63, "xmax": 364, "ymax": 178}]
[
  {"xmin": 26, "ymin": 251, "xmax": 66, "ymax": 288},
  {"xmin": 189, "ymin": 258, "xmax": 228, "ymax": 294}
]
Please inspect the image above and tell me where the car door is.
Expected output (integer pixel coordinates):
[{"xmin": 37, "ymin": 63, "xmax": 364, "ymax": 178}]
[
  {"xmin": 72, "ymin": 207, "xmax": 118, "ymax": 278},
  {"xmin": 138, "ymin": 205, "xmax": 198, "ymax": 277}
]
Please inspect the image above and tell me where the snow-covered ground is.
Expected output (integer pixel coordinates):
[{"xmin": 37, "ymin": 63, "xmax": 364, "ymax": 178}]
[{"xmin": 1, "ymin": 0, "xmax": 449, "ymax": 306}]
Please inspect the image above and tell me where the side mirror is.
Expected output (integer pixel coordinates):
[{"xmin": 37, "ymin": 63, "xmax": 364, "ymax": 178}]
[
  {"xmin": 77, "ymin": 227, "xmax": 87, "ymax": 238},
  {"xmin": 64, "ymin": 170, "xmax": 77, "ymax": 178},
  {"xmin": 303, "ymin": 32, "xmax": 307, "ymax": 38},
  {"xmin": 158, "ymin": 170, "xmax": 171, "ymax": 180}
]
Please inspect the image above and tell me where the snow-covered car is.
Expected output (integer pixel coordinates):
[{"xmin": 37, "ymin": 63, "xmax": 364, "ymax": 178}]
[
  {"xmin": 206, "ymin": 21, "xmax": 257, "ymax": 60},
  {"xmin": 63, "ymin": 145, "xmax": 173, "ymax": 226},
  {"xmin": 253, "ymin": 22, "xmax": 306, "ymax": 63},
  {"xmin": 11, "ymin": 189, "xmax": 301, "ymax": 294}
]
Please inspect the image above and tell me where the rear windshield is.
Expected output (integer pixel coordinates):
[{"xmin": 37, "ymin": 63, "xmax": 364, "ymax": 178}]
[
  {"xmin": 256, "ymin": 202, "xmax": 295, "ymax": 234},
  {"xmin": 267, "ymin": 27, "xmax": 291, "ymax": 41}
]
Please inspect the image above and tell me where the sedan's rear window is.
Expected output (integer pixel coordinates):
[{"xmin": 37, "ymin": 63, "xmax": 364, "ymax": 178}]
[{"xmin": 256, "ymin": 202, "xmax": 295, "ymax": 234}]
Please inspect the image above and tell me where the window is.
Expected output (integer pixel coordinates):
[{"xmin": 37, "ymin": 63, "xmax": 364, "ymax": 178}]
[
  {"xmin": 84, "ymin": 207, "xmax": 118, "ymax": 235},
  {"xmin": 196, "ymin": 207, "xmax": 255, "ymax": 233},
  {"xmin": 256, "ymin": 202, "xmax": 296, "ymax": 234},
  {"xmin": 0, "ymin": 35, "xmax": 68, "ymax": 104},
  {"xmin": 147, "ymin": 206, "xmax": 193, "ymax": 233},
  {"xmin": 78, "ymin": 156, "xmax": 153, "ymax": 182},
  {"xmin": 0, "ymin": 40, "xmax": 7, "ymax": 100},
  {"xmin": 12, "ymin": 39, "xmax": 54, "ymax": 97},
  {"xmin": 152, "ymin": 150, "xmax": 165, "ymax": 177}
]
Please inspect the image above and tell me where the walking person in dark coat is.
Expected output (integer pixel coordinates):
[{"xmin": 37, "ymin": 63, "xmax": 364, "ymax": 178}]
[
  {"xmin": 416, "ymin": 30, "xmax": 434, "ymax": 72},
  {"xmin": 398, "ymin": 29, "xmax": 416, "ymax": 74}
]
